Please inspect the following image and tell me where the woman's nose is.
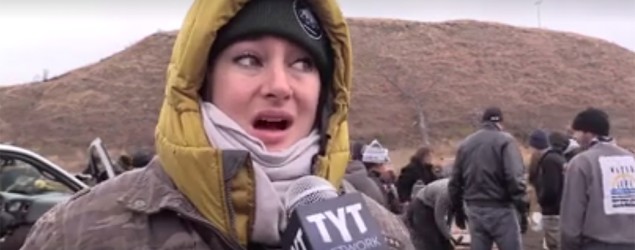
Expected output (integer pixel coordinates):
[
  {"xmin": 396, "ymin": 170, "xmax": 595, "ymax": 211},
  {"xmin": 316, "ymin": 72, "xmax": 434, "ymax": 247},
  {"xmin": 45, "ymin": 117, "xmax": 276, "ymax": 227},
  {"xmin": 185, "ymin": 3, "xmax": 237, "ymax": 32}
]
[{"xmin": 261, "ymin": 62, "xmax": 293, "ymax": 100}]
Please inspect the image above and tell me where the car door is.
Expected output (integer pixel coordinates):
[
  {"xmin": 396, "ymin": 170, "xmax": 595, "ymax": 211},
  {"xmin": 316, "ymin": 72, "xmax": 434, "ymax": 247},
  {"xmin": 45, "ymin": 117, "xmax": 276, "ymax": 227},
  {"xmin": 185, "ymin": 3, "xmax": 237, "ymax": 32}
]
[
  {"xmin": 0, "ymin": 144, "xmax": 87, "ymax": 250},
  {"xmin": 83, "ymin": 138, "xmax": 124, "ymax": 185}
]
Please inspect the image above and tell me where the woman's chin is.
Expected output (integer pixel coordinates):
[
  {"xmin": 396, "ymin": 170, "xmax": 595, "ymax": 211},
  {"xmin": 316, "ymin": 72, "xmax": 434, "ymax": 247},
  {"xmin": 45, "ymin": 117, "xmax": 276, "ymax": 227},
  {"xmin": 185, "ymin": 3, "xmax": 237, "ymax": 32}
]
[{"xmin": 263, "ymin": 141, "xmax": 293, "ymax": 152}]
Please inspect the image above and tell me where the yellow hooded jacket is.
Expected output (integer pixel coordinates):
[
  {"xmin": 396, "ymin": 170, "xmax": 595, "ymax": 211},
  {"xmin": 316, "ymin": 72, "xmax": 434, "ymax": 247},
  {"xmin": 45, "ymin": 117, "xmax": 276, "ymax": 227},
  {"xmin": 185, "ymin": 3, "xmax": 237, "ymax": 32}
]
[{"xmin": 155, "ymin": 0, "xmax": 353, "ymax": 246}]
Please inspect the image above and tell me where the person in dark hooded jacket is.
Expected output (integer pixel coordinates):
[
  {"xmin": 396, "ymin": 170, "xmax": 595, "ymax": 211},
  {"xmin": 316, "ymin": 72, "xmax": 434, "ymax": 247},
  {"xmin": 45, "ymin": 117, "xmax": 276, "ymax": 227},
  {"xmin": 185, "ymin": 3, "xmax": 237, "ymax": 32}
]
[
  {"xmin": 535, "ymin": 131, "xmax": 568, "ymax": 250},
  {"xmin": 397, "ymin": 147, "xmax": 438, "ymax": 203},
  {"xmin": 528, "ymin": 129, "xmax": 550, "ymax": 190}
]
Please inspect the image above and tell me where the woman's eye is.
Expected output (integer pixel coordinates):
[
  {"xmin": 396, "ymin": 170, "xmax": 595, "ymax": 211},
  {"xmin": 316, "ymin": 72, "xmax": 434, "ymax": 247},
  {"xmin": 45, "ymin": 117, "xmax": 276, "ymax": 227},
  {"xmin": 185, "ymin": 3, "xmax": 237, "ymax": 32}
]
[
  {"xmin": 234, "ymin": 54, "xmax": 261, "ymax": 67},
  {"xmin": 291, "ymin": 58, "xmax": 315, "ymax": 71}
]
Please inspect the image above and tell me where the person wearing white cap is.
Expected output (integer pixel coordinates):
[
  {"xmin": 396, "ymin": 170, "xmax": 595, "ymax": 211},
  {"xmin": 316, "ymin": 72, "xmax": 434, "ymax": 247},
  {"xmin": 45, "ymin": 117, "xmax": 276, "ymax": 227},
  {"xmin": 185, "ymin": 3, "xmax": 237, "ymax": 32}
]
[{"xmin": 361, "ymin": 139, "xmax": 402, "ymax": 214}]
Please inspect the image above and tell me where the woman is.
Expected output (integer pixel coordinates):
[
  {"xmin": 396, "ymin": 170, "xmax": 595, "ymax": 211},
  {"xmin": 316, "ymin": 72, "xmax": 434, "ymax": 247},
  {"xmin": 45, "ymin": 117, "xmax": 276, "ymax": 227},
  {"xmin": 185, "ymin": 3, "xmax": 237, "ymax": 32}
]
[
  {"xmin": 20, "ymin": 0, "xmax": 413, "ymax": 249},
  {"xmin": 396, "ymin": 147, "xmax": 437, "ymax": 204}
]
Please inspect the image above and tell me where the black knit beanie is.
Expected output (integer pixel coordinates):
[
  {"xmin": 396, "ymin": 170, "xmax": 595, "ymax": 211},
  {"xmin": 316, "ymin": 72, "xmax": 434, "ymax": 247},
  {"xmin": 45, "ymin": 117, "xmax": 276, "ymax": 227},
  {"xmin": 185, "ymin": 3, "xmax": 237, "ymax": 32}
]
[
  {"xmin": 571, "ymin": 107, "xmax": 610, "ymax": 136},
  {"xmin": 208, "ymin": 0, "xmax": 334, "ymax": 84},
  {"xmin": 529, "ymin": 129, "xmax": 549, "ymax": 150}
]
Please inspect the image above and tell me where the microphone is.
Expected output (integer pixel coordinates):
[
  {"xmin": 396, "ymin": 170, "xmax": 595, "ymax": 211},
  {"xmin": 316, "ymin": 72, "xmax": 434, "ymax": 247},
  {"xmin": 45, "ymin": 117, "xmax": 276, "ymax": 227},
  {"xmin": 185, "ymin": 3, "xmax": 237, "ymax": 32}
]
[{"xmin": 280, "ymin": 176, "xmax": 389, "ymax": 250}]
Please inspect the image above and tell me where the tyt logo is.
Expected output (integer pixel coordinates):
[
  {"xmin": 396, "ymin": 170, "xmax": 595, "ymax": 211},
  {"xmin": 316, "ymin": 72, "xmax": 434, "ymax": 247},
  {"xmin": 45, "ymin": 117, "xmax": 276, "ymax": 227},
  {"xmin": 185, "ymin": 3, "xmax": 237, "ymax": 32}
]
[{"xmin": 305, "ymin": 203, "xmax": 367, "ymax": 243}]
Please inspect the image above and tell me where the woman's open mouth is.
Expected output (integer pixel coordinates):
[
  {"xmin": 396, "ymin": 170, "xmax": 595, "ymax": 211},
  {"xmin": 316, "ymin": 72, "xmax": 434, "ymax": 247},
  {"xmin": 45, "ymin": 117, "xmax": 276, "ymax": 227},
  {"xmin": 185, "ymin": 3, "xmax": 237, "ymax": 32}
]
[
  {"xmin": 253, "ymin": 118, "xmax": 291, "ymax": 131},
  {"xmin": 250, "ymin": 110, "xmax": 294, "ymax": 146}
]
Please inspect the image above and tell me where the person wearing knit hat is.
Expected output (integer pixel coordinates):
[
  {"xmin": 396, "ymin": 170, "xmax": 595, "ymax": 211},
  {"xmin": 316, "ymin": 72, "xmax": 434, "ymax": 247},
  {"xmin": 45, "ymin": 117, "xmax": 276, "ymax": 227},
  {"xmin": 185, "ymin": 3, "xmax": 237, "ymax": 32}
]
[
  {"xmin": 360, "ymin": 140, "xmax": 403, "ymax": 213},
  {"xmin": 528, "ymin": 129, "xmax": 550, "ymax": 190},
  {"xmin": 449, "ymin": 106, "xmax": 528, "ymax": 250},
  {"xmin": 569, "ymin": 107, "xmax": 615, "ymax": 151},
  {"xmin": 560, "ymin": 107, "xmax": 635, "ymax": 250},
  {"xmin": 19, "ymin": 1, "xmax": 414, "ymax": 249},
  {"xmin": 529, "ymin": 129, "xmax": 550, "ymax": 151},
  {"xmin": 532, "ymin": 131, "xmax": 568, "ymax": 250}
]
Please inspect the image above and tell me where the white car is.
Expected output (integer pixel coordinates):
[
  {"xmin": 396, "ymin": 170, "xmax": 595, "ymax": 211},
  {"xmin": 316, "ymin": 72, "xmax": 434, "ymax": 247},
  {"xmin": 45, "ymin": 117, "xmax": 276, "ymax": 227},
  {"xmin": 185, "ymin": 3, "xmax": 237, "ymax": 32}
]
[{"xmin": 0, "ymin": 138, "xmax": 122, "ymax": 250}]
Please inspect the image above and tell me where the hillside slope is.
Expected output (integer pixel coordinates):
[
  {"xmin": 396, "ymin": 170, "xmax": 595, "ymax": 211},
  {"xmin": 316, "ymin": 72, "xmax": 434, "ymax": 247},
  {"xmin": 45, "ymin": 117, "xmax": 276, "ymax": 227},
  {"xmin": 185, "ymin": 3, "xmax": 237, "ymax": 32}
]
[{"xmin": 1, "ymin": 18, "xmax": 634, "ymax": 165}]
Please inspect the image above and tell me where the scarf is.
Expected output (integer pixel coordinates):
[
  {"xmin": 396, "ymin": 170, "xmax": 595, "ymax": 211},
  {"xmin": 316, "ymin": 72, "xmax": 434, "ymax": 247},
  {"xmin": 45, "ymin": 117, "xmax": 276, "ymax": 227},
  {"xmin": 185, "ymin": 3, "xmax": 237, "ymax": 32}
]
[{"xmin": 199, "ymin": 101, "xmax": 320, "ymax": 246}]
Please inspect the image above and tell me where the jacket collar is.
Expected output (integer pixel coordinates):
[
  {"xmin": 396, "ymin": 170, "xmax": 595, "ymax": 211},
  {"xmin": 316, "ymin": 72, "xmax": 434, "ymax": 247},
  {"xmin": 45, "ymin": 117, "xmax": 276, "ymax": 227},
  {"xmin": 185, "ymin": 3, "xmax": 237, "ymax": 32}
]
[
  {"xmin": 481, "ymin": 122, "xmax": 501, "ymax": 131},
  {"xmin": 117, "ymin": 157, "xmax": 199, "ymax": 216}
]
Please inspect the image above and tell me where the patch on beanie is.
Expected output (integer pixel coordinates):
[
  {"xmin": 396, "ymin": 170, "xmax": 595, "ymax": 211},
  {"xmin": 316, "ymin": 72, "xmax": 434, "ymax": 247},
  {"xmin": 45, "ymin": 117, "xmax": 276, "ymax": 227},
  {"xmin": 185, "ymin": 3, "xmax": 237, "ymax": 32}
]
[{"xmin": 293, "ymin": 0, "xmax": 323, "ymax": 40}]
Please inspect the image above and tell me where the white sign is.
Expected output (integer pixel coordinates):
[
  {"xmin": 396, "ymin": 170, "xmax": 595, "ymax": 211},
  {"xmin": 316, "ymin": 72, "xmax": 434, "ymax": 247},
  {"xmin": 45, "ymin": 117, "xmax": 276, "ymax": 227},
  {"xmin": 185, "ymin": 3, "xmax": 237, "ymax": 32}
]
[
  {"xmin": 361, "ymin": 139, "xmax": 389, "ymax": 164},
  {"xmin": 599, "ymin": 155, "xmax": 635, "ymax": 215}
]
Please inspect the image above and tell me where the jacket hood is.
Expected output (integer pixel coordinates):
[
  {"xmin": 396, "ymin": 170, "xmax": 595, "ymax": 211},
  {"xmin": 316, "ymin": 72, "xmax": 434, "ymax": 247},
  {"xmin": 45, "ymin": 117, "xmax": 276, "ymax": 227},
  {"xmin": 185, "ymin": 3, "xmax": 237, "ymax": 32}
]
[{"xmin": 154, "ymin": 0, "xmax": 353, "ymax": 244}]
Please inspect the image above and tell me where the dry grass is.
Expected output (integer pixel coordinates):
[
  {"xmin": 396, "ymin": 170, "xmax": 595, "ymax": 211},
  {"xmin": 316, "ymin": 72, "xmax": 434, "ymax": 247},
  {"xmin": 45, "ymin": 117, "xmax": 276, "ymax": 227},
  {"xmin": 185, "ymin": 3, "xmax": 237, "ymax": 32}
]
[{"xmin": 1, "ymin": 18, "xmax": 634, "ymax": 169}]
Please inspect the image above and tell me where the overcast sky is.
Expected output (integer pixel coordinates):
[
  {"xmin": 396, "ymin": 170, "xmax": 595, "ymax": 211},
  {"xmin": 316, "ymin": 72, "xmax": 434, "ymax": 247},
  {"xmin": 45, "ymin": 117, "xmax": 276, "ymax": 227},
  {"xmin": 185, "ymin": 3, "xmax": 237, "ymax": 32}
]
[{"xmin": 0, "ymin": 0, "xmax": 633, "ymax": 85}]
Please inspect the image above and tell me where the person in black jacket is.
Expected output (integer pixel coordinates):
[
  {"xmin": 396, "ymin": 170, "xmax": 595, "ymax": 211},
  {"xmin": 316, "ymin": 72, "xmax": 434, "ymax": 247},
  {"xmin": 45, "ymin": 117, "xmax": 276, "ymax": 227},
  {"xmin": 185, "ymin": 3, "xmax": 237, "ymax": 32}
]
[
  {"xmin": 536, "ymin": 131, "xmax": 568, "ymax": 250},
  {"xmin": 396, "ymin": 146, "xmax": 438, "ymax": 204},
  {"xmin": 448, "ymin": 107, "xmax": 528, "ymax": 250},
  {"xmin": 528, "ymin": 129, "xmax": 550, "ymax": 189}
]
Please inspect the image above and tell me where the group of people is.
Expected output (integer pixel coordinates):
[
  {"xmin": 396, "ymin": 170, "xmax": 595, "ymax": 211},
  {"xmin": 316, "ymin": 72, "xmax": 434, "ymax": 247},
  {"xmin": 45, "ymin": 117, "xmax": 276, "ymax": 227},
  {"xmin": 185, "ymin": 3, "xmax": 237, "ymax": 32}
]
[
  {"xmin": 16, "ymin": 0, "xmax": 634, "ymax": 250},
  {"xmin": 346, "ymin": 106, "xmax": 635, "ymax": 250},
  {"xmin": 524, "ymin": 107, "xmax": 635, "ymax": 250},
  {"xmin": 343, "ymin": 139, "xmax": 442, "ymax": 215}
]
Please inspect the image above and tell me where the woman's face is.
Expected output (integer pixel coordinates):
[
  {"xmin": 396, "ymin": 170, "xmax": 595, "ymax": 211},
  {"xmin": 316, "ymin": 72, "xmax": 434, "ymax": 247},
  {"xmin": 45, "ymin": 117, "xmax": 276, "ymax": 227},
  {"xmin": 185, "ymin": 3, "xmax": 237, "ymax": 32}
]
[{"xmin": 208, "ymin": 36, "xmax": 321, "ymax": 152}]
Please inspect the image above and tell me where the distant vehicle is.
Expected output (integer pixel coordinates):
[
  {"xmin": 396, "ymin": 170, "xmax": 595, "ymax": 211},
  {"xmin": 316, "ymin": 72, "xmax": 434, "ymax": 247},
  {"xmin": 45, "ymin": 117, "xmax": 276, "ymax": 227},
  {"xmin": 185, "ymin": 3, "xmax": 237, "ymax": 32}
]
[{"xmin": 0, "ymin": 138, "xmax": 123, "ymax": 249}]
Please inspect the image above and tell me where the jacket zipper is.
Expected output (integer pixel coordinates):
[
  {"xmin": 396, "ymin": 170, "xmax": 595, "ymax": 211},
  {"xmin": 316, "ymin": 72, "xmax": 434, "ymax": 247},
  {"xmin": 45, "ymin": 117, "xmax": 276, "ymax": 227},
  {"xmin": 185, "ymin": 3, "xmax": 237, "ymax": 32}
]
[{"xmin": 224, "ymin": 180, "xmax": 238, "ymax": 240}]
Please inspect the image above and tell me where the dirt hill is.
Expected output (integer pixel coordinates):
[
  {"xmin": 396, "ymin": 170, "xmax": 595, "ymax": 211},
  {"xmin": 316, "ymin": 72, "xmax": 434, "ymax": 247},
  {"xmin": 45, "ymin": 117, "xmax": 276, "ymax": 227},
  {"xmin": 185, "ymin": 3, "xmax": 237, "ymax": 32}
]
[{"xmin": 1, "ymin": 18, "xmax": 635, "ymax": 167}]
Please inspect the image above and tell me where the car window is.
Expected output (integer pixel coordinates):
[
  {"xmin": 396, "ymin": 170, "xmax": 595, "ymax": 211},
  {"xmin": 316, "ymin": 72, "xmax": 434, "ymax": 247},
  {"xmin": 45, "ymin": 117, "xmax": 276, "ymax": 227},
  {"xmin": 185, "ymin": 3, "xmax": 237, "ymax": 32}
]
[{"xmin": 0, "ymin": 157, "xmax": 73, "ymax": 195}]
